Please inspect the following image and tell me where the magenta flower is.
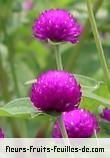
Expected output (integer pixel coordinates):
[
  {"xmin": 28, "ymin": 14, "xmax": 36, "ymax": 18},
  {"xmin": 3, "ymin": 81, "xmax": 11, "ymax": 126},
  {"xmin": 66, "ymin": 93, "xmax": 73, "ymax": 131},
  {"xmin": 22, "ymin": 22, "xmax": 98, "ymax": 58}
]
[
  {"xmin": 31, "ymin": 70, "xmax": 81, "ymax": 112},
  {"xmin": 0, "ymin": 128, "xmax": 4, "ymax": 138},
  {"xmin": 32, "ymin": 9, "xmax": 81, "ymax": 43},
  {"xmin": 101, "ymin": 108, "xmax": 110, "ymax": 122},
  {"xmin": 53, "ymin": 109, "xmax": 99, "ymax": 138}
]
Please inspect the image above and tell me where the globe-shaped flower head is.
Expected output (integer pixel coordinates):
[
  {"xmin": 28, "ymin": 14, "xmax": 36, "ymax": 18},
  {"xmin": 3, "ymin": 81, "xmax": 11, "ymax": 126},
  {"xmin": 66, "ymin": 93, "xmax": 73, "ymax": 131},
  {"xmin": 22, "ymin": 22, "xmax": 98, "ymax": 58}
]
[
  {"xmin": 0, "ymin": 128, "xmax": 4, "ymax": 138},
  {"xmin": 32, "ymin": 9, "xmax": 81, "ymax": 43},
  {"xmin": 101, "ymin": 108, "xmax": 110, "ymax": 122},
  {"xmin": 31, "ymin": 70, "xmax": 81, "ymax": 112},
  {"xmin": 53, "ymin": 109, "xmax": 99, "ymax": 138}
]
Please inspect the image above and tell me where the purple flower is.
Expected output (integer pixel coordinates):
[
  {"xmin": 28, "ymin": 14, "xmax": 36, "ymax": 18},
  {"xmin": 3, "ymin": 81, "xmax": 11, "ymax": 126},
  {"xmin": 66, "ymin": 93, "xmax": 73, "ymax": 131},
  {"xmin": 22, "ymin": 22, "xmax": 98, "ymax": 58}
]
[
  {"xmin": 0, "ymin": 128, "xmax": 4, "ymax": 138},
  {"xmin": 52, "ymin": 109, "xmax": 99, "ymax": 138},
  {"xmin": 22, "ymin": 0, "xmax": 33, "ymax": 11},
  {"xmin": 32, "ymin": 9, "xmax": 81, "ymax": 43},
  {"xmin": 101, "ymin": 108, "xmax": 110, "ymax": 122},
  {"xmin": 31, "ymin": 70, "xmax": 81, "ymax": 112}
]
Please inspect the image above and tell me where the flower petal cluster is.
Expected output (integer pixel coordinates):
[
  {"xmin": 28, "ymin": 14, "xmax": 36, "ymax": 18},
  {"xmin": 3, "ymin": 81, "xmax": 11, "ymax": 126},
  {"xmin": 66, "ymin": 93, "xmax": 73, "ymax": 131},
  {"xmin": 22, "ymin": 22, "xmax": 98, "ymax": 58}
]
[
  {"xmin": 31, "ymin": 70, "xmax": 81, "ymax": 112},
  {"xmin": 101, "ymin": 108, "xmax": 110, "ymax": 122},
  {"xmin": 32, "ymin": 9, "xmax": 81, "ymax": 43},
  {"xmin": 52, "ymin": 109, "xmax": 98, "ymax": 138}
]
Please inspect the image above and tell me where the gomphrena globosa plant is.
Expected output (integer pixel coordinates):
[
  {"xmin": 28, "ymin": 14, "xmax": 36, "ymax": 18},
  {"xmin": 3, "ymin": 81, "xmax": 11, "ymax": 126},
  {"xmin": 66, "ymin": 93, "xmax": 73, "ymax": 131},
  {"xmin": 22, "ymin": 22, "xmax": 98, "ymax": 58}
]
[
  {"xmin": 52, "ymin": 109, "xmax": 99, "ymax": 138},
  {"xmin": 1, "ymin": 1, "xmax": 110, "ymax": 140},
  {"xmin": 0, "ymin": 128, "xmax": 4, "ymax": 138},
  {"xmin": 30, "ymin": 7, "xmax": 104, "ymax": 139},
  {"xmin": 31, "ymin": 70, "xmax": 81, "ymax": 112},
  {"xmin": 31, "ymin": 8, "xmax": 83, "ymax": 138},
  {"xmin": 32, "ymin": 9, "xmax": 81, "ymax": 43},
  {"xmin": 101, "ymin": 108, "xmax": 110, "ymax": 122}
]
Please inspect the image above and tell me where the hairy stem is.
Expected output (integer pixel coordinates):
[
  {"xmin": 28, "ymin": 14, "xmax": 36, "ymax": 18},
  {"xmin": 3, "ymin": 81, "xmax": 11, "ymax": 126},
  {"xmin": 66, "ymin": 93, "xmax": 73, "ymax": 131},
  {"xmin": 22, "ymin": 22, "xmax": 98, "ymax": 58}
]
[
  {"xmin": 65, "ymin": 0, "xmax": 104, "ymax": 71},
  {"xmin": 1, "ymin": 2, "xmax": 26, "ymax": 137},
  {"xmin": 54, "ymin": 45, "xmax": 68, "ymax": 138},
  {"xmin": 55, "ymin": 45, "xmax": 63, "ymax": 70},
  {"xmin": 7, "ymin": 37, "xmax": 20, "ymax": 97},
  {"xmin": 57, "ymin": 115, "xmax": 68, "ymax": 138},
  {"xmin": 0, "ymin": 52, "xmax": 10, "ymax": 102},
  {"xmin": 86, "ymin": 0, "xmax": 110, "ymax": 92}
]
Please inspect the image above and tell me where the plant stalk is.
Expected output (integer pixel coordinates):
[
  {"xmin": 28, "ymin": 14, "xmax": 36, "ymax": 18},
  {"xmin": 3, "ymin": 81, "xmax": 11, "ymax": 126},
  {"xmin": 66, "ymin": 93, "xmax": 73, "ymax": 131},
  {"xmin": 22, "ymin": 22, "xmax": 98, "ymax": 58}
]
[
  {"xmin": 65, "ymin": 0, "xmax": 104, "ymax": 71},
  {"xmin": 57, "ymin": 115, "xmax": 68, "ymax": 138},
  {"xmin": 86, "ymin": 0, "xmax": 110, "ymax": 92},
  {"xmin": 0, "ymin": 1, "xmax": 27, "ymax": 138},
  {"xmin": 7, "ymin": 37, "xmax": 20, "ymax": 97},
  {"xmin": 55, "ymin": 45, "xmax": 63, "ymax": 70},
  {"xmin": 0, "ymin": 52, "xmax": 10, "ymax": 102},
  {"xmin": 54, "ymin": 45, "xmax": 68, "ymax": 138}
]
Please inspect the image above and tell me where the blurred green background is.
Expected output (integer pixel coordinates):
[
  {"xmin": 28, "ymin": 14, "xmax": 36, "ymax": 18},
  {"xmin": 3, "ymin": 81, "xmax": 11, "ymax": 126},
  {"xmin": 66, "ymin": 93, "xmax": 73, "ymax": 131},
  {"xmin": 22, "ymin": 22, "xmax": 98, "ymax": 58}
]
[{"xmin": 0, "ymin": 0, "xmax": 110, "ymax": 137}]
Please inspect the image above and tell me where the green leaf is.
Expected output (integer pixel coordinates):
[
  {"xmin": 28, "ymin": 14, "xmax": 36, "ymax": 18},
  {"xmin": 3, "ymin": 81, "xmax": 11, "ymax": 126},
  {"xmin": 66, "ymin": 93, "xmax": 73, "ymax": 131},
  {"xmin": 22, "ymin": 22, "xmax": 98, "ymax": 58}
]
[
  {"xmin": 74, "ymin": 74, "xmax": 110, "ymax": 106},
  {"xmin": 25, "ymin": 79, "xmax": 36, "ymax": 85},
  {"xmin": 0, "ymin": 97, "xmax": 59, "ymax": 119},
  {"xmin": 0, "ymin": 98, "xmax": 42, "ymax": 118},
  {"xmin": 83, "ymin": 91, "xmax": 110, "ymax": 106},
  {"xmin": 74, "ymin": 74, "xmax": 102, "ymax": 92}
]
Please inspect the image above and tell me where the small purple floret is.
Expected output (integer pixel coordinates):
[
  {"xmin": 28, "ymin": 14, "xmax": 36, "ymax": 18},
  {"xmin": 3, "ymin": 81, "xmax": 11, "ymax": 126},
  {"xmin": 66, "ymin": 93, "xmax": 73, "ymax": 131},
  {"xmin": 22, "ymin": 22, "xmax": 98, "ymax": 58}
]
[
  {"xmin": 101, "ymin": 108, "xmax": 110, "ymax": 122},
  {"xmin": 0, "ymin": 128, "xmax": 4, "ymax": 138},
  {"xmin": 52, "ymin": 109, "xmax": 99, "ymax": 138},
  {"xmin": 31, "ymin": 70, "xmax": 81, "ymax": 112},
  {"xmin": 32, "ymin": 9, "xmax": 81, "ymax": 43},
  {"xmin": 22, "ymin": 0, "xmax": 33, "ymax": 11}
]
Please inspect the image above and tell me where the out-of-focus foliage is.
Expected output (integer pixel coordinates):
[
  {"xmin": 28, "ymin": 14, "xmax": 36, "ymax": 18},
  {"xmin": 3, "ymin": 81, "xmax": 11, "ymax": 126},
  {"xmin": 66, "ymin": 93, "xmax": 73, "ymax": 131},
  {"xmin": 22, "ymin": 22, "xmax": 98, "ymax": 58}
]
[{"xmin": 0, "ymin": 0, "xmax": 110, "ymax": 137}]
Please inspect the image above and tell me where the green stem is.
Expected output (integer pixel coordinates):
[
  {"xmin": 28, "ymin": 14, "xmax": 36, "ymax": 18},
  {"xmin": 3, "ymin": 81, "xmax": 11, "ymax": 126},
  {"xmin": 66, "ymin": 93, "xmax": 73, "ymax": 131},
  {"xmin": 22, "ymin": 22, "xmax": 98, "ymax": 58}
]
[
  {"xmin": 57, "ymin": 115, "xmax": 68, "ymax": 138},
  {"xmin": 94, "ymin": 129, "xmax": 100, "ymax": 147},
  {"xmin": 55, "ymin": 45, "xmax": 63, "ymax": 70},
  {"xmin": 0, "ymin": 1, "xmax": 27, "ymax": 138},
  {"xmin": 65, "ymin": 0, "xmax": 104, "ymax": 71},
  {"xmin": 8, "ymin": 37, "xmax": 20, "ymax": 97},
  {"xmin": 2, "ymin": 36, "xmax": 20, "ymax": 98},
  {"xmin": 54, "ymin": 45, "xmax": 68, "ymax": 138},
  {"xmin": 94, "ymin": 129, "xmax": 98, "ymax": 139},
  {"xmin": 86, "ymin": 0, "xmax": 110, "ymax": 92},
  {"xmin": 0, "ymin": 52, "xmax": 10, "ymax": 102},
  {"xmin": 58, "ymin": 116, "xmax": 74, "ymax": 158},
  {"xmin": 2, "ymin": 3, "xmax": 20, "ymax": 98}
]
